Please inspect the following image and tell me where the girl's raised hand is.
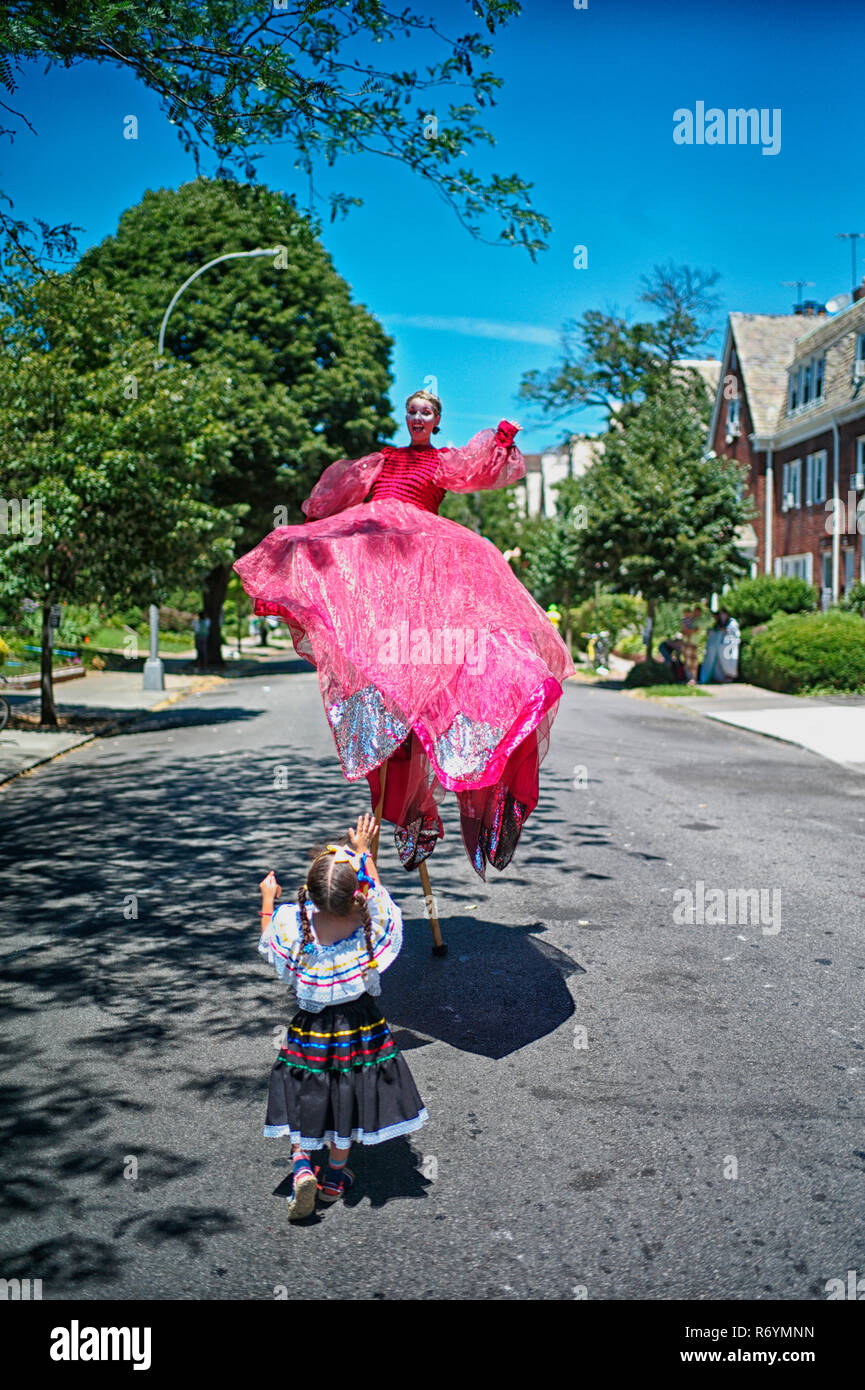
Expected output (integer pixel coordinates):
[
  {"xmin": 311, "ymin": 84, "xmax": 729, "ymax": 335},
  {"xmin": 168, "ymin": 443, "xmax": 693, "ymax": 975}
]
[
  {"xmin": 260, "ymin": 870, "xmax": 282, "ymax": 902},
  {"xmin": 348, "ymin": 812, "xmax": 376, "ymax": 854}
]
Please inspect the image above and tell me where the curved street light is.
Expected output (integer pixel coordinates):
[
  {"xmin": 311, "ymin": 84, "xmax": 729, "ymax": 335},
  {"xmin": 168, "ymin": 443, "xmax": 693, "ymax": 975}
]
[
  {"xmin": 157, "ymin": 247, "xmax": 282, "ymax": 356},
  {"xmin": 143, "ymin": 247, "xmax": 282, "ymax": 690}
]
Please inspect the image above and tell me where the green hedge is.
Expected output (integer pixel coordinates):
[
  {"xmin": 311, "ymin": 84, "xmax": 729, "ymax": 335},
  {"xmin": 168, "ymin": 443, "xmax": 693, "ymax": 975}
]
[
  {"xmin": 742, "ymin": 610, "xmax": 865, "ymax": 693},
  {"xmin": 723, "ymin": 574, "xmax": 817, "ymax": 628},
  {"xmin": 840, "ymin": 581, "xmax": 865, "ymax": 617},
  {"xmin": 624, "ymin": 658, "xmax": 681, "ymax": 688}
]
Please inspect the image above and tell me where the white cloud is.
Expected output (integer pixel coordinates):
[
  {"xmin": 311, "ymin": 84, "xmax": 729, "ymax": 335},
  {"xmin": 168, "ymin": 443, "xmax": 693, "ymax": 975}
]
[{"xmin": 380, "ymin": 313, "xmax": 558, "ymax": 347}]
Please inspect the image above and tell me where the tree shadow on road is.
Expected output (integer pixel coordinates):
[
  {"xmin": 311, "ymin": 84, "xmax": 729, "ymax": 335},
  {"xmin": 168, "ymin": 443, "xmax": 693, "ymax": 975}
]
[{"xmin": 0, "ymin": 697, "xmax": 592, "ymax": 1283}]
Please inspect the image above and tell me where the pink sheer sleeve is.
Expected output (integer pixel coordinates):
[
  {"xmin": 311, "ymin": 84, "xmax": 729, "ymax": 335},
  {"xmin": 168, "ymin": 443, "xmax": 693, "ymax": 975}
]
[
  {"xmin": 431, "ymin": 422, "xmax": 526, "ymax": 493},
  {"xmin": 300, "ymin": 450, "xmax": 386, "ymax": 520}
]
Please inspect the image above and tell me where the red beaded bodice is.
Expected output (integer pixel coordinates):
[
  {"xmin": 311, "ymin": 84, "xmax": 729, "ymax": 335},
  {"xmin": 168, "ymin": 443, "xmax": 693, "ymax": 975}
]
[{"xmin": 367, "ymin": 445, "xmax": 446, "ymax": 515}]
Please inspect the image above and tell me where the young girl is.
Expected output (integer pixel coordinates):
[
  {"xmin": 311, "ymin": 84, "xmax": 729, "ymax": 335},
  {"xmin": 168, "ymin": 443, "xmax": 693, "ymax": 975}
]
[{"xmin": 258, "ymin": 812, "xmax": 428, "ymax": 1220}]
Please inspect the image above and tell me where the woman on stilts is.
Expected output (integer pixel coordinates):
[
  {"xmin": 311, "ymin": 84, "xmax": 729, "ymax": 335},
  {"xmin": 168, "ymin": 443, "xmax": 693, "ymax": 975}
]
[{"xmin": 234, "ymin": 390, "xmax": 575, "ymax": 904}]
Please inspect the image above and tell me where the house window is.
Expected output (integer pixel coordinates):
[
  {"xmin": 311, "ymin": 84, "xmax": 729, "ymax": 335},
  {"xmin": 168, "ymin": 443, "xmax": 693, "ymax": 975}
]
[
  {"xmin": 775, "ymin": 553, "xmax": 813, "ymax": 582},
  {"xmin": 805, "ymin": 450, "xmax": 827, "ymax": 505},
  {"xmin": 788, "ymin": 353, "xmax": 825, "ymax": 412},
  {"xmin": 856, "ymin": 334, "xmax": 865, "ymax": 373},
  {"xmin": 726, "ymin": 396, "xmax": 741, "ymax": 437},
  {"xmin": 821, "ymin": 552, "xmax": 832, "ymax": 590},
  {"xmin": 844, "ymin": 548, "xmax": 856, "ymax": 592},
  {"xmin": 858, "ymin": 437, "xmax": 865, "ymax": 476},
  {"xmin": 781, "ymin": 459, "xmax": 802, "ymax": 509}
]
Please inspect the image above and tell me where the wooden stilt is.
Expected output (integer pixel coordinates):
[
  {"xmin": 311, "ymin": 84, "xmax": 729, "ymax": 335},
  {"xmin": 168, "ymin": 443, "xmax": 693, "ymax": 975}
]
[
  {"xmin": 371, "ymin": 757, "xmax": 388, "ymax": 865},
  {"xmin": 418, "ymin": 859, "xmax": 447, "ymax": 957},
  {"xmin": 372, "ymin": 756, "xmax": 446, "ymax": 955}
]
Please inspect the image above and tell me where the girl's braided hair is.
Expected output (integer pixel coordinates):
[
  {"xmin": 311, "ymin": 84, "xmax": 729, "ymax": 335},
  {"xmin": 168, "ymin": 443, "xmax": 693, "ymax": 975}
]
[{"xmin": 298, "ymin": 844, "xmax": 376, "ymax": 964}]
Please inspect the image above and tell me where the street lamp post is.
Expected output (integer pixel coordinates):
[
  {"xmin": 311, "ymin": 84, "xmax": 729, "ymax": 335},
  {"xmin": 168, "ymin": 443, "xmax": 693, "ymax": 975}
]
[{"xmin": 143, "ymin": 248, "xmax": 282, "ymax": 690}]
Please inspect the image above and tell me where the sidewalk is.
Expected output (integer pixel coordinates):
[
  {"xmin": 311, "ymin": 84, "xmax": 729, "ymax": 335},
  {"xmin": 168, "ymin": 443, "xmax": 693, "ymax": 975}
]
[
  {"xmin": 0, "ymin": 666, "xmax": 225, "ymax": 785},
  {"xmin": 640, "ymin": 681, "xmax": 865, "ymax": 771}
]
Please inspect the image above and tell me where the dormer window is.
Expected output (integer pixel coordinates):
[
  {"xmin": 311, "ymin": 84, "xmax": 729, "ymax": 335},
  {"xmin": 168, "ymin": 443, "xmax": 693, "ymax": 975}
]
[{"xmin": 788, "ymin": 353, "xmax": 825, "ymax": 413}]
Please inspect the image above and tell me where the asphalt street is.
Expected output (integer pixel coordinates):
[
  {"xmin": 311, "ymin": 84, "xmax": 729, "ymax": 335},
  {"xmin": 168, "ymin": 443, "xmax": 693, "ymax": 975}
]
[{"xmin": 1, "ymin": 662, "xmax": 863, "ymax": 1301}]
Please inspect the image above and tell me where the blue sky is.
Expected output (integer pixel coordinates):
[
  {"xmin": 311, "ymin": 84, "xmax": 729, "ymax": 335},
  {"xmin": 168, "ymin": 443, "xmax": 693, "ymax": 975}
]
[{"xmin": 3, "ymin": 0, "xmax": 863, "ymax": 452}]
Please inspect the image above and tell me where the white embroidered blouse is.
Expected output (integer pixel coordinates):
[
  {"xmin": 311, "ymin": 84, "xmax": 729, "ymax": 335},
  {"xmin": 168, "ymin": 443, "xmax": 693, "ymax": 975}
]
[{"xmin": 257, "ymin": 883, "xmax": 403, "ymax": 1013}]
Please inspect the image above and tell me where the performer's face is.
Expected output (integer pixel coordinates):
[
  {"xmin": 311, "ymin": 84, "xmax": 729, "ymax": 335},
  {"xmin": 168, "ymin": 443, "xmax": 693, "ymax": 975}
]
[{"xmin": 406, "ymin": 397, "xmax": 439, "ymax": 445}]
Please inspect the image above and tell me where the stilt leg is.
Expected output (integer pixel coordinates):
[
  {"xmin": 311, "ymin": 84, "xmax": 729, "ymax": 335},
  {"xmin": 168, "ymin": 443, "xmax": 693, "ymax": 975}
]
[
  {"xmin": 418, "ymin": 859, "xmax": 447, "ymax": 957},
  {"xmin": 371, "ymin": 757, "xmax": 389, "ymax": 865}
]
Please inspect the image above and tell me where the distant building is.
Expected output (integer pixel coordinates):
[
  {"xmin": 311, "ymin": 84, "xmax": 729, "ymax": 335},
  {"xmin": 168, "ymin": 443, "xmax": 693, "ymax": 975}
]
[
  {"xmin": 707, "ymin": 286, "xmax": 865, "ymax": 599},
  {"xmin": 674, "ymin": 358, "xmax": 723, "ymax": 399},
  {"xmin": 517, "ymin": 435, "xmax": 602, "ymax": 518}
]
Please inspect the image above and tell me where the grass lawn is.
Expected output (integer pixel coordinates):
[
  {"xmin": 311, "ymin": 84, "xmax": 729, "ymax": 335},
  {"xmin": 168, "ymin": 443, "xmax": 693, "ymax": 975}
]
[{"xmin": 632, "ymin": 685, "xmax": 714, "ymax": 698}]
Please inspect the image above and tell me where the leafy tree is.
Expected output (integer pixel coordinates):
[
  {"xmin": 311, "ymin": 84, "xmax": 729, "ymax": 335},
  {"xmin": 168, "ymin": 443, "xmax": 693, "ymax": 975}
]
[
  {"xmin": 570, "ymin": 377, "xmax": 752, "ymax": 656},
  {"xmin": 0, "ymin": 0, "xmax": 549, "ymax": 270},
  {"xmin": 521, "ymin": 508, "xmax": 584, "ymax": 616},
  {"xmin": 76, "ymin": 178, "xmax": 395, "ymax": 662},
  {"xmin": 0, "ymin": 260, "xmax": 240, "ymax": 723},
  {"xmin": 519, "ymin": 262, "xmax": 721, "ymax": 430},
  {"xmin": 439, "ymin": 483, "xmax": 521, "ymax": 554}
]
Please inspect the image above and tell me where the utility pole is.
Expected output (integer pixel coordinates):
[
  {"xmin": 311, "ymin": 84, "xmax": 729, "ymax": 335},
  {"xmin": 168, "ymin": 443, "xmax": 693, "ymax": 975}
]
[{"xmin": 836, "ymin": 233, "xmax": 865, "ymax": 296}]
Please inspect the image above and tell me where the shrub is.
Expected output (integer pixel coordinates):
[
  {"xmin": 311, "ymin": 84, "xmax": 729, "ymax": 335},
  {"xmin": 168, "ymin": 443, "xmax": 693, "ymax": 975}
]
[
  {"xmin": 743, "ymin": 610, "xmax": 865, "ymax": 693},
  {"xmin": 840, "ymin": 581, "xmax": 865, "ymax": 617},
  {"xmin": 624, "ymin": 657, "xmax": 682, "ymax": 688},
  {"xmin": 573, "ymin": 593, "xmax": 646, "ymax": 652},
  {"xmin": 615, "ymin": 631, "xmax": 645, "ymax": 658},
  {"xmin": 724, "ymin": 574, "xmax": 817, "ymax": 628}
]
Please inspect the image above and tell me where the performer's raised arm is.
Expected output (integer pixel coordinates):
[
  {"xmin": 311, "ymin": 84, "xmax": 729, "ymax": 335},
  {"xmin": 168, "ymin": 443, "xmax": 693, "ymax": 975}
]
[
  {"xmin": 431, "ymin": 421, "xmax": 525, "ymax": 494},
  {"xmin": 301, "ymin": 449, "xmax": 386, "ymax": 520}
]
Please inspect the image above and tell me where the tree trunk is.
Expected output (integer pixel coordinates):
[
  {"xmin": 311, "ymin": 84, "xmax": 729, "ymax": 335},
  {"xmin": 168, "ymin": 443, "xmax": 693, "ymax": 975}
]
[
  {"xmin": 644, "ymin": 597, "xmax": 656, "ymax": 661},
  {"xmin": 258, "ymin": 618, "xmax": 269, "ymax": 647},
  {"xmin": 40, "ymin": 602, "xmax": 58, "ymax": 727},
  {"xmin": 203, "ymin": 562, "xmax": 230, "ymax": 668}
]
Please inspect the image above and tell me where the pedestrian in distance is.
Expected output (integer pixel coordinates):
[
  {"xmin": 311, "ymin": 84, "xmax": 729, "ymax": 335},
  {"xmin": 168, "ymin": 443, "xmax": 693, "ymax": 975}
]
[
  {"xmin": 257, "ymin": 812, "xmax": 428, "ymax": 1220},
  {"xmin": 193, "ymin": 610, "xmax": 210, "ymax": 669},
  {"xmin": 699, "ymin": 608, "xmax": 740, "ymax": 683}
]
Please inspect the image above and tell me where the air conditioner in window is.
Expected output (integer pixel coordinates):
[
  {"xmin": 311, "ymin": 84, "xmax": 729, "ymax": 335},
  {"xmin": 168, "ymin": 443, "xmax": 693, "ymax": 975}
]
[
  {"xmin": 783, "ymin": 491, "xmax": 795, "ymax": 510},
  {"xmin": 851, "ymin": 472, "xmax": 865, "ymax": 491},
  {"xmin": 854, "ymin": 360, "xmax": 865, "ymax": 380}
]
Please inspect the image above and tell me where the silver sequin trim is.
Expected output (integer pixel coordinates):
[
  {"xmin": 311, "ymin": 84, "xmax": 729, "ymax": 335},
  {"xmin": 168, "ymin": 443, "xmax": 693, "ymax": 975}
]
[
  {"xmin": 433, "ymin": 712, "xmax": 503, "ymax": 779},
  {"xmin": 327, "ymin": 685, "xmax": 410, "ymax": 778}
]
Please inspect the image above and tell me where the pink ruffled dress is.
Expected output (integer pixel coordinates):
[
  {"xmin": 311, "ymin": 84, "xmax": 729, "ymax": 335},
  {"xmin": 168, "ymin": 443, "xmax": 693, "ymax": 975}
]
[{"xmin": 233, "ymin": 422, "xmax": 575, "ymax": 877}]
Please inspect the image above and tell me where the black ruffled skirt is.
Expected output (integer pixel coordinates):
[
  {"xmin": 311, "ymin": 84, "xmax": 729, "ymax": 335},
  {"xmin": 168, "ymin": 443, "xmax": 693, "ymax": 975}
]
[{"xmin": 264, "ymin": 992, "xmax": 428, "ymax": 1148}]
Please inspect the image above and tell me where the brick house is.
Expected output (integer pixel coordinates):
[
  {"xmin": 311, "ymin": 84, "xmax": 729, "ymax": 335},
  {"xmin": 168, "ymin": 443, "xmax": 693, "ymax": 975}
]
[{"xmin": 707, "ymin": 287, "xmax": 865, "ymax": 600}]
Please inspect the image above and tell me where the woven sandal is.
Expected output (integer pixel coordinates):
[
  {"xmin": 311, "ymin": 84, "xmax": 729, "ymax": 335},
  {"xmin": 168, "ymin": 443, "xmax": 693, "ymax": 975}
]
[
  {"xmin": 316, "ymin": 1166, "xmax": 355, "ymax": 1205},
  {"xmin": 285, "ymin": 1166, "xmax": 319, "ymax": 1221}
]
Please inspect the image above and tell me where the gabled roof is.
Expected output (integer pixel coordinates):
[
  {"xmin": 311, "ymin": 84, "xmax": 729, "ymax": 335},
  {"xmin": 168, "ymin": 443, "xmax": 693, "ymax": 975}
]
[
  {"xmin": 771, "ymin": 297, "xmax": 865, "ymax": 430},
  {"xmin": 728, "ymin": 314, "xmax": 812, "ymax": 435}
]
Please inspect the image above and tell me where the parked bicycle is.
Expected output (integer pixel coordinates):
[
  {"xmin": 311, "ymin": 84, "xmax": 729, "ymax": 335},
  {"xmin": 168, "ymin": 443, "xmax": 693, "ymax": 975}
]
[{"xmin": 584, "ymin": 630, "xmax": 612, "ymax": 676}]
